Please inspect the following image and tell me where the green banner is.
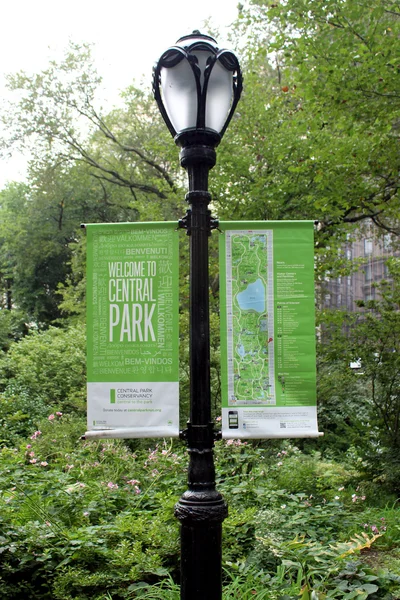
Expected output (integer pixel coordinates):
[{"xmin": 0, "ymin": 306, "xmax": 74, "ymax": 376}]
[
  {"xmin": 86, "ymin": 222, "xmax": 179, "ymax": 438},
  {"xmin": 219, "ymin": 221, "xmax": 321, "ymax": 439}
]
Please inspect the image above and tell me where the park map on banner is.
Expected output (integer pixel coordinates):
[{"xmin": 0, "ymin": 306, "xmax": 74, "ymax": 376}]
[
  {"xmin": 219, "ymin": 221, "xmax": 321, "ymax": 439},
  {"xmin": 85, "ymin": 222, "xmax": 179, "ymax": 439}
]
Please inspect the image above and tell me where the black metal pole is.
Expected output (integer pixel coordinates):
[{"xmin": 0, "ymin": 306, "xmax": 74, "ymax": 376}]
[{"xmin": 175, "ymin": 134, "xmax": 227, "ymax": 600}]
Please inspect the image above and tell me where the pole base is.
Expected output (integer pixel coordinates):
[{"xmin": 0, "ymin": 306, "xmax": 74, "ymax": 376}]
[
  {"xmin": 175, "ymin": 490, "xmax": 228, "ymax": 600},
  {"xmin": 175, "ymin": 489, "xmax": 228, "ymax": 523}
]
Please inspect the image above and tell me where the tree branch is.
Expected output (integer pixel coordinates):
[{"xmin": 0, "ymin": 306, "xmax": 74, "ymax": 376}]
[
  {"xmin": 65, "ymin": 98, "xmax": 178, "ymax": 192},
  {"xmin": 356, "ymin": 88, "xmax": 400, "ymax": 100},
  {"xmin": 57, "ymin": 129, "xmax": 169, "ymax": 200}
]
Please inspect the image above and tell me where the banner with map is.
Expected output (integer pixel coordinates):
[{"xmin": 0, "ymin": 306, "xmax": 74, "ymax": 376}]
[
  {"xmin": 85, "ymin": 222, "xmax": 179, "ymax": 439},
  {"xmin": 219, "ymin": 221, "xmax": 321, "ymax": 439}
]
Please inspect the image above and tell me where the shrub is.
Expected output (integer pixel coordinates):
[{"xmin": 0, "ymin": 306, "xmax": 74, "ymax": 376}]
[
  {"xmin": 0, "ymin": 415, "xmax": 182, "ymax": 599},
  {"xmin": 0, "ymin": 391, "xmax": 49, "ymax": 446},
  {"xmin": 0, "ymin": 414, "xmax": 399, "ymax": 598},
  {"xmin": 0, "ymin": 326, "xmax": 86, "ymax": 414}
]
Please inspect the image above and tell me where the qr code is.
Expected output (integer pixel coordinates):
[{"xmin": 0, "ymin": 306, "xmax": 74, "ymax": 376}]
[{"xmin": 280, "ymin": 422, "xmax": 286, "ymax": 429}]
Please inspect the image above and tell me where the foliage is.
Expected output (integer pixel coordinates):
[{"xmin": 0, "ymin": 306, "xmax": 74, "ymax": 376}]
[
  {"xmin": 0, "ymin": 391, "xmax": 50, "ymax": 446},
  {"xmin": 350, "ymin": 261, "xmax": 400, "ymax": 451},
  {"xmin": 57, "ymin": 230, "xmax": 87, "ymax": 324},
  {"xmin": 314, "ymin": 337, "xmax": 368, "ymax": 456},
  {"xmin": 0, "ymin": 416, "xmax": 182, "ymax": 599},
  {"xmin": 317, "ymin": 260, "xmax": 400, "ymax": 492},
  {"xmin": 228, "ymin": 0, "xmax": 400, "ymax": 231},
  {"xmin": 0, "ymin": 308, "xmax": 27, "ymax": 351},
  {"xmin": 1, "ymin": 422, "xmax": 399, "ymax": 598},
  {"xmin": 0, "ymin": 181, "xmax": 71, "ymax": 323},
  {"xmin": 0, "ymin": 325, "xmax": 86, "ymax": 413},
  {"xmin": 132, "ymin": 570, "xmax": 275, "ymax": 599}
]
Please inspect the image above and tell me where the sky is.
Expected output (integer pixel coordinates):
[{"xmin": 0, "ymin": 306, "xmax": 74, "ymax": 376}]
[{"xmin": 0, "ymin": 0, "xmax": 240, "ymax": 187}]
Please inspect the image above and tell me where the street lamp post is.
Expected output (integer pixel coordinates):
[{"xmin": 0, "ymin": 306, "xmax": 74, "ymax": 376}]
[{"xmin": 153, "ymin": 32, "xmax": 242, "ymax": 600}]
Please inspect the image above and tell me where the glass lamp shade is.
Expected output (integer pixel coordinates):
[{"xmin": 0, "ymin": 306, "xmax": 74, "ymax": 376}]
[{"xmin": 153, "ymin": 32, "xmax": 242, "ymax": 141}]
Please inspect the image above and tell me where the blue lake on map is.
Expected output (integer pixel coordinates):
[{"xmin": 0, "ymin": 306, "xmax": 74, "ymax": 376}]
[
  {"xmin": 237, "ymin": 344, "xmax": 246, "ymax": 357},
  {"xmin": 250, "ymin": 235, "xmax": 266, "ymax": 244},
  {"xmin": 237, "ymin": 278, "xmax": 266, "ymax": 313}
]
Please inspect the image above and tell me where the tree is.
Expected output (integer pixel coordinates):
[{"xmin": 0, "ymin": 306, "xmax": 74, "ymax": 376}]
[
  {"xmin": 317, "ymin": 259, "xmax": 400, "ymax": 490},
  {"xmin": 351, "ymin": 262, "xmax": 400, "ymax": 451},
  {"xmin": 1, "ymin": 43, "xmax": 183, "ymax": 213},
  {"xmin": 0, "ymin": 179, "xmax": 78, "ymax": 324},
  {"xmin": 212, "ymin": 0, "xmax": 399, "ymax": 265},
  {"xmin": 0, "ymin": 44, "xmax": 189, "ymax": 326},
  {"xmin": 0, "ymin": 325, "xmax": 86, "ymax": 411}
]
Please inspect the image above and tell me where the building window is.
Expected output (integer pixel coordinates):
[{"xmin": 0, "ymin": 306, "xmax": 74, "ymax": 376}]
[
  {"xmin": 364, "ymin": 264, "xmax": 372, "ymax": 281},
  {"xmin": 383, "ymin": 234, "xmax": 392, "ymax": 251},
  {"xmin": 364, "ymin": 239, "xmax": 373, "ymax": 255},
  {"xmin": 365, "ymin": 290, "xmax": 375, "ymax": 302}
]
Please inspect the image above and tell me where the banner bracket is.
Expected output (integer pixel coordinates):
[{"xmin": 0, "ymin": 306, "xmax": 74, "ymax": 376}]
[
  {"xmin": 180, "ymin": 423, "xmax": 222, "ymax": 444},
  {"xmin": 209, "ymin": 214, "xmax": 220, "ymax": 234},
  {"xmin": 178, "ymin": 210, "xmax": 192, "ymax": 235},
  {"xmin": 178, "ymin": 209, "xmax": 220, "ymax": 236},
  {"xmin": 179, "ymin": 429, "xmax": 189, "ymax": 441}
]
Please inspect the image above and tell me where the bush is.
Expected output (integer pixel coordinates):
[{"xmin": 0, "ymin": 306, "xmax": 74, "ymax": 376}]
[
  {"xmin": 0, "ymin": 325, "xmax": 86, "ymax": 414},
  {"xmin": 0, "ymin": 391, "xmax": 49, "ymax": 446},
  {"xmin": 0, "ymin": 308, "xmax": 28, "ymax": 351},
  {"xmin": 0, "ymin": 415, "xmax": 182, "ymax": 599},
  {"xmin": 0, "ymin": 414, "xmax": 399, "ymax": 598}
]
